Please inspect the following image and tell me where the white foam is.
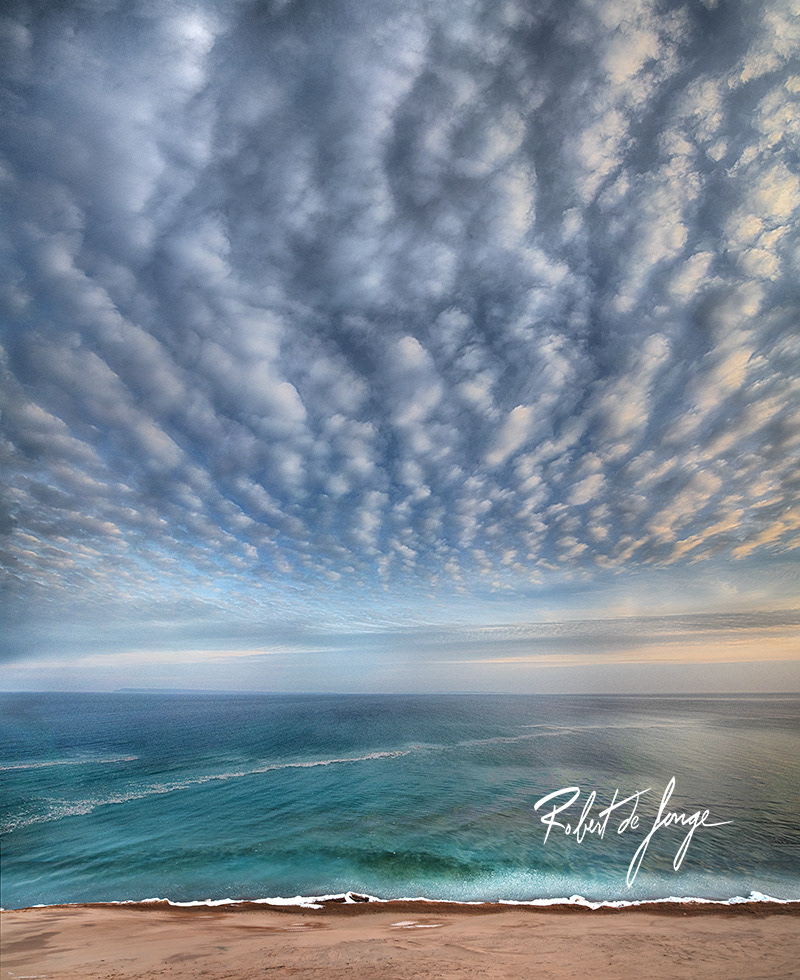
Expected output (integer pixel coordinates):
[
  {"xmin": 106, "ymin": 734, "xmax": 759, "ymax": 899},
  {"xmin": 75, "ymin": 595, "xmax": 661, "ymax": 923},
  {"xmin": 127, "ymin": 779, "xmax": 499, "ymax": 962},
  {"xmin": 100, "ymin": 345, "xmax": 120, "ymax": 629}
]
[
  {"xmin": 0, "ymin": 756, "xmax": 138, "ymax": 772},
  {"xmin": 2, "ymin": 750, "xmax": 411, "ymax": 832},
  {"xmin": 6, "ymin": 890, "xmax": 798, "ymax": 913},
  {"xmin": 517, "ymin": 722, "xmax": 679, "ymax": 732}
]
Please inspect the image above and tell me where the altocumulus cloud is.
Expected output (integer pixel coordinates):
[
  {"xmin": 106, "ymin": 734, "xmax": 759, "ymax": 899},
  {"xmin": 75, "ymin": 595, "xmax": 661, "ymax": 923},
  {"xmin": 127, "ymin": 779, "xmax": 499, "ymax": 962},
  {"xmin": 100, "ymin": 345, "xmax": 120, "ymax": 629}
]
[{"xmin": 0, "ymin": 0, "xmax": 799, "ymax": 680}]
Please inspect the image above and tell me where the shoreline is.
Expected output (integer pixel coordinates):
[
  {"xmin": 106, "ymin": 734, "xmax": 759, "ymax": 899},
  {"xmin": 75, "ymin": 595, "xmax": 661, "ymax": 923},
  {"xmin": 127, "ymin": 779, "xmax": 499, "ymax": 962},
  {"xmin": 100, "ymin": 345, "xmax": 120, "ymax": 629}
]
[
  {"xmin": 5, "ymin": 900, "xmax": 800, "ymax": 980},
  {"xmin": 5, "ymin": 891, "xmax": 800, "ymax": 915}
]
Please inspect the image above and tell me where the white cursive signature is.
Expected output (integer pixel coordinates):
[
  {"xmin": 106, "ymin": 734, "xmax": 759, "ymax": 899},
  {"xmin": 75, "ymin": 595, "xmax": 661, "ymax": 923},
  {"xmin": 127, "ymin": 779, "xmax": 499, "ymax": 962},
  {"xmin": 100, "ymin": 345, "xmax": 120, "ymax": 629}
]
[{"xmin": 533, "ymin": 777, "xmax": 732, "ymax": 886}]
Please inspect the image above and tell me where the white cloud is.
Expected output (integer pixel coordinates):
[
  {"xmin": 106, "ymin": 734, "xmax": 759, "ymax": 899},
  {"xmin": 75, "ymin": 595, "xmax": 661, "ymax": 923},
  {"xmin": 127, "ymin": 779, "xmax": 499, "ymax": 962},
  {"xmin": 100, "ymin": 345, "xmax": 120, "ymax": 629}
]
[
  {"xmin": 1, "ymin": 0, "xmax": 799, "ymax": 665},
  {"xmin": 486, "ymin": 405, "xmax": 538, "ymax": 467}
]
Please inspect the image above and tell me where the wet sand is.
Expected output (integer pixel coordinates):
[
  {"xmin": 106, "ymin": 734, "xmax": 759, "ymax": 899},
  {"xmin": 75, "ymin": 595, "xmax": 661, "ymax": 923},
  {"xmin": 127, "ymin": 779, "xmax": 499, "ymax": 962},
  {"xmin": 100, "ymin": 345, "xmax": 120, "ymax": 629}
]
[{"xmin": 3, "ymin": 901, "xmax": 799, "ymax": 980}]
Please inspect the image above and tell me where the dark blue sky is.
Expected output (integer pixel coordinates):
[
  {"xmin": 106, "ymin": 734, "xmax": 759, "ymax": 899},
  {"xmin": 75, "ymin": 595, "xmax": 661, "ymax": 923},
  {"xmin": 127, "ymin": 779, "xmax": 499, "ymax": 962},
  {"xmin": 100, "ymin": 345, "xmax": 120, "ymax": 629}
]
[{"xmin": 1, "ymin": 0, "xmax": 799, "ymax": 691}]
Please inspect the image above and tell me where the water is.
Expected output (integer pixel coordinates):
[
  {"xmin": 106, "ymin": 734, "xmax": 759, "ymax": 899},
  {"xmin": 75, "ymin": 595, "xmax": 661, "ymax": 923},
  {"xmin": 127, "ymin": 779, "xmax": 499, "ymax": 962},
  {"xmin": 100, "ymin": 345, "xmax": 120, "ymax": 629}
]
[{"xmin": 1, "ymin": 692, "xmax": 799, "ymax": 910}]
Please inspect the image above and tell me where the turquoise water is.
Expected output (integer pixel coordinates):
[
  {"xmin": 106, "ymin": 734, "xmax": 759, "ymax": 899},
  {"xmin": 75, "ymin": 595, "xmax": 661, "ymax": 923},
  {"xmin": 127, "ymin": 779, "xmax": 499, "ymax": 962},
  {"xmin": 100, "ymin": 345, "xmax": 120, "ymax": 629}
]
[{"xmin": 1, "ymin": 692, "xmax": 799, "ymax": 909}]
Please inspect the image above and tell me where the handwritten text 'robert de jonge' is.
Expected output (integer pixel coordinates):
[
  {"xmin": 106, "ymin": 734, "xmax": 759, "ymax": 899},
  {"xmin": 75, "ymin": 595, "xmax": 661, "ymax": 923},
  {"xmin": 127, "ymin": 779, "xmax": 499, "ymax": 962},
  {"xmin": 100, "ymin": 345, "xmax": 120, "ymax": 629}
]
[{"xmin": 533, "ymin": 778, "xmax": 732, "ymax": 887}]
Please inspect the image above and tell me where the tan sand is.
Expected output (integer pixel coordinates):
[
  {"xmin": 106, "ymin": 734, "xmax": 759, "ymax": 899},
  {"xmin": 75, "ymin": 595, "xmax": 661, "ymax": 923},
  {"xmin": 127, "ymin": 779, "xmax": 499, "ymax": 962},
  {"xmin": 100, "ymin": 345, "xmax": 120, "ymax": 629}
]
[{"xmin": 2, "ymin": 901, "xmax": 799, "ymax": 980}]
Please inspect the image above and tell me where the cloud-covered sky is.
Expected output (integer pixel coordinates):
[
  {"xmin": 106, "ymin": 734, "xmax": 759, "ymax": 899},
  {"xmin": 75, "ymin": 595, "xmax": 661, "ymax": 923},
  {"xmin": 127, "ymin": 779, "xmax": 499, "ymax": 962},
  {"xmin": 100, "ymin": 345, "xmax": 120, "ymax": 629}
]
[{"xmin": 1, "ymin": 0, "xmax": 799, "ymax": 692}]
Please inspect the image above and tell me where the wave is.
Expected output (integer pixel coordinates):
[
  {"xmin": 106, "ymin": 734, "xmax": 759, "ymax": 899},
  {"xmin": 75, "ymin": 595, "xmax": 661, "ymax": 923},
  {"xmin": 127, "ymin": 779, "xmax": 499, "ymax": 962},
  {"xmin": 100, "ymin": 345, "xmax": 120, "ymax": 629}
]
[
  {"xmin": 0, "ymin": 729, "xmax": 593, "ymax": 831},
  {"xmin": 516, "ymin": 722, "xmax": 682, "ymax": 732},
  {"xmin": 0, "ymin": 722, "xmax": 642, "ymax": 782},
  {"xmin": 6, "ymin": 890, "xmax": 798, "ymax": 913},
  {"xmin": 0, "ymin": 756, "xmax": 138, "ymax": 772},
  {"xmin": 0, "ymin": 719, "xmax": 754, "ymax": 831},
  {"xmin": 0, "ymin": 723, "xmax": 654, "ymax": 822},
  {"xmin": 0, "ymin": 720, "xmax": 771, "ymax": 833},
  {"xmin": 1, "ymin": 749, "xmax": 411, "ymax": 832},
  {"xmin": 2, "ymin": 732, "xmax": 578, "ymax": 831}
]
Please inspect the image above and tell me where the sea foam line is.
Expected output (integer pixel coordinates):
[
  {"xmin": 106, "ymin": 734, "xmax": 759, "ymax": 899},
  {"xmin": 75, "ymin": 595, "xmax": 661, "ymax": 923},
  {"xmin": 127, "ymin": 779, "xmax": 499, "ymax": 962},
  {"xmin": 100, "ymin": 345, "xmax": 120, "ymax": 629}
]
[
  {"xmin": 0, "ymin": 723, "xmax": 762, "ymax": 833},
  {"xmin": 0, "ymin": 732, "xmax": 578, "ymax": 831},
  {"xmin": 1, "ymin": 749, "xmax": 411, "ymax": 832},
  {"xmin": 0, "ymin": 724, "xmax": 733, "ymax": 831},
  {"xmin": 6, "ymin": 890, "xmax": 798, "ymax": 914},
  {"xmin": 0, "ymin": 756, "xmax": 139, "ymax": 772}
]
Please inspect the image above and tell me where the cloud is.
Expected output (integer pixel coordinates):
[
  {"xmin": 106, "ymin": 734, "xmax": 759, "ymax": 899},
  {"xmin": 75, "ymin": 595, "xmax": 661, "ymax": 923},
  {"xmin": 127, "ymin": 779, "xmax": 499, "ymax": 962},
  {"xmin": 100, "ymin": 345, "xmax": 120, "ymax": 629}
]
[{"xmin": 0, "ymin": 0, "xmax": 798, "ymax": 672}]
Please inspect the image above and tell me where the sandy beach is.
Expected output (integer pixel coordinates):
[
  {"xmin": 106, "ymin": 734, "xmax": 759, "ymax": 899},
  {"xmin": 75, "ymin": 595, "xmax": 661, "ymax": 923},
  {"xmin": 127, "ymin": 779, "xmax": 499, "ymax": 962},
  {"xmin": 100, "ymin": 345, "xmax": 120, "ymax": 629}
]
[{"xmin": 3, "ymin": 901, "xmax": 799, "ymax": 980}]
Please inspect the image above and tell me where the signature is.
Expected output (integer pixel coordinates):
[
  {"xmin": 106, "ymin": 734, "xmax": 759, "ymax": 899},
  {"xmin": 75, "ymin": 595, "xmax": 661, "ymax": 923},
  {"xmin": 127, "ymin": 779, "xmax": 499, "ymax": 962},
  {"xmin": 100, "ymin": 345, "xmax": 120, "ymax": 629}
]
[{"xmin": 533, "ymin": 778, "xmax": 732, "ymax": 887}]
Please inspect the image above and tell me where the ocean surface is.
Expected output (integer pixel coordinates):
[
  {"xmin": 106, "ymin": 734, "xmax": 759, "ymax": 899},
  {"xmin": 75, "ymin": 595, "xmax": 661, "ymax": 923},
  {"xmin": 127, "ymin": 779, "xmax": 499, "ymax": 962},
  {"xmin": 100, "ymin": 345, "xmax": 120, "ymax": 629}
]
[{"xmin": 1, "ymin": 692, "xmax": 799, "ymax": 910}]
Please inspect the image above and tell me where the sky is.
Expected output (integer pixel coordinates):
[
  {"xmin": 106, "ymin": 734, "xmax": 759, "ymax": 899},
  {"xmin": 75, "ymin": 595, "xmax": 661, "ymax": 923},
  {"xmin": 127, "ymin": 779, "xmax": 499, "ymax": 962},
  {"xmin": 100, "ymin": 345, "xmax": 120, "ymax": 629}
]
[{"xmin": 1, "ymin": 0, "xmax": 799, "ymax": 694}]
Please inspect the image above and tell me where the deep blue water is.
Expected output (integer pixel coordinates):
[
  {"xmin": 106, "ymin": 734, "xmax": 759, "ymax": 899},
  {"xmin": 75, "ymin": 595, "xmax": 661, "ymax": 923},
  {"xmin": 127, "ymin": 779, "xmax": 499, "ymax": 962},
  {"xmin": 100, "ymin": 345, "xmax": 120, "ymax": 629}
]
[{"xmin": 1, "ymin": 692, "xmax": 799, "ymax": 909}]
